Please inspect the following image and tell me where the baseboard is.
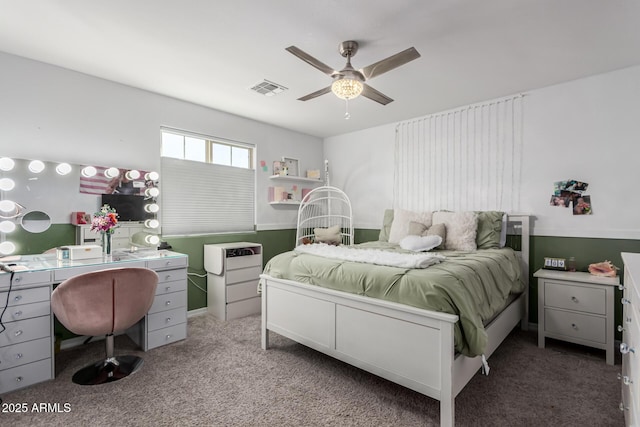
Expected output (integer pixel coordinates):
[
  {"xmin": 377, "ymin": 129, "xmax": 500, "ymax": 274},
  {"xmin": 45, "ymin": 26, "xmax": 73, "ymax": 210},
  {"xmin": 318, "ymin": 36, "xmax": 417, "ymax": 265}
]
[{"xmin": 187, "ymin": 307, "xmax": 208, "ymax": 318}]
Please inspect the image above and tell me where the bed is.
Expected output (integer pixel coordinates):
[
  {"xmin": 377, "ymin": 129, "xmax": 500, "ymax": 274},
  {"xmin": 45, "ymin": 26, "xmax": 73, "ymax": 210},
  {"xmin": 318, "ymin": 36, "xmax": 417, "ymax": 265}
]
[{"xmin": 260, "ymin": 187, "xmax": 530, "ymax": 426}]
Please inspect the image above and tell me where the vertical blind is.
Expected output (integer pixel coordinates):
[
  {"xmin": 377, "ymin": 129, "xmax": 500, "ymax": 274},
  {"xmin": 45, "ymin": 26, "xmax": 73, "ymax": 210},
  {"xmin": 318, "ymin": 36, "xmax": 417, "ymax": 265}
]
[
  {"xmin": 161, "ymin": 157, "xmax": 255, "ymax": 236},
  {"xmin": 394, "ymin": 95, "xmax": 524, "ymax": 213}
]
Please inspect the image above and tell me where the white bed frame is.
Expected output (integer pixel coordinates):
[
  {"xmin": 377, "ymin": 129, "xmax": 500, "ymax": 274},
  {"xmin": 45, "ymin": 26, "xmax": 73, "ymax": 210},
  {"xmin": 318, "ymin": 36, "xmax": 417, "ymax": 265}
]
[{"xmin": 260, "ymin": 214, "xmax": 530, "ymax": 426}]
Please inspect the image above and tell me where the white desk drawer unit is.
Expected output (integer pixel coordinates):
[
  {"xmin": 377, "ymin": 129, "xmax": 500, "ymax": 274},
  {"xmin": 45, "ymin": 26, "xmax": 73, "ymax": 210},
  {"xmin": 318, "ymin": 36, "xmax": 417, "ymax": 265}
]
[
  {"xmin": 0, "ymin": 283, "xmax": 53, "ymax": 394},
  {"xmin": 621, "ymin": 253, "xmax": 640, "ymax": 426},
  {"xmin": 535, "ymin": 269, "xmax": 619, "ymax": 366},
  {"xmin": 205, "ymin": 242, "xmax": 263, "ymax": 321}
]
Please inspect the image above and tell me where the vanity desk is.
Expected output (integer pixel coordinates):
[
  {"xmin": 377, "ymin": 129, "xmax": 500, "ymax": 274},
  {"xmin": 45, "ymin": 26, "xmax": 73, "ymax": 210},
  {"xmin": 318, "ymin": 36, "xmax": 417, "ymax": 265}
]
[{"xmin": 0, "ymin": 250, "xmax": 188, "ymax": 394}]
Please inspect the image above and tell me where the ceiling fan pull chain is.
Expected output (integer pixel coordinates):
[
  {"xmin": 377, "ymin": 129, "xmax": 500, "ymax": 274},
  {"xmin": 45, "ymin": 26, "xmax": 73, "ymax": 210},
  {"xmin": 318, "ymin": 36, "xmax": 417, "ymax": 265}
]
[{"xmin": 344, "ymin": 98, "xmax": 351, "ymax": 120}]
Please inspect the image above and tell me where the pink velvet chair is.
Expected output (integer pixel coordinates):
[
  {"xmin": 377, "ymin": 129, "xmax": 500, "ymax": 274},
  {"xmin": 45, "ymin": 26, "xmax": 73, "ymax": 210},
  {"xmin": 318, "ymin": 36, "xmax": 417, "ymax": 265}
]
[{"xmin": 51, "ymin": 267, "xmax": 158, "ymax": 385}]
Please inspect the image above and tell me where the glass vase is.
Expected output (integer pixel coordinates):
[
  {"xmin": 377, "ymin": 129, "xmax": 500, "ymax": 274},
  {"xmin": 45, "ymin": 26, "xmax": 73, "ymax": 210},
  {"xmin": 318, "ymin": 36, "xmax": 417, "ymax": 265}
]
[{"xmin": 102, "ymin": 232, "xmax": 112, "ymax": 256}]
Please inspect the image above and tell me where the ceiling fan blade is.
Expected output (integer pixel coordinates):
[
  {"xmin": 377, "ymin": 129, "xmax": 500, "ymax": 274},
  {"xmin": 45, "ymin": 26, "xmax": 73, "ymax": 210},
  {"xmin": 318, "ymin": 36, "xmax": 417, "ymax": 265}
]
[
  {"xmin": 360, "ymin": 47, "xmax": 421, "ymax": 80},
  {"xmin": 286, "ymin": 46, "xmax": 336, "ymax": 76},
  {"xmin": 298, "ymin": 86, "xmax": 332, "ymax": 101},
  {"xmin": 361, "ymin": 84, "xmax": 393, "ymax": 105}
]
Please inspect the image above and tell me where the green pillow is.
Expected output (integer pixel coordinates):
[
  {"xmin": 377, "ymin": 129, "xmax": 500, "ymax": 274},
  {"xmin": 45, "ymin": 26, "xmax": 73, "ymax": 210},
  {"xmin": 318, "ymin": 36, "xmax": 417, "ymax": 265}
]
[
  {"xmin": 475, "ymin": 211, "xmax": 504, "ymax": 249},
  {"xmin": 378, "ymin": 209, "xmax": 394, "ymax": 242}
]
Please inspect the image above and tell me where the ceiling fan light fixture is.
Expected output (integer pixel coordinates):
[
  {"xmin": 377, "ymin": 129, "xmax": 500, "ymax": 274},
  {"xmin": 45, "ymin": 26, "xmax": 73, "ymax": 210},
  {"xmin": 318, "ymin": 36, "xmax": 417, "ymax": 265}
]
[{"xmin": 331, "ymin": 78, "xmax": 363, "ymax": 100}]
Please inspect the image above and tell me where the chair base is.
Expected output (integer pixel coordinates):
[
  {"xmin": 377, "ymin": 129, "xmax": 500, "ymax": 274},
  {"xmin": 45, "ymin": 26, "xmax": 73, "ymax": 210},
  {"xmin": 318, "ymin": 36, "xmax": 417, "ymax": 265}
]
[{"xmin": 72, "ymin": 355, "xmax": 144, "ymax": 385}]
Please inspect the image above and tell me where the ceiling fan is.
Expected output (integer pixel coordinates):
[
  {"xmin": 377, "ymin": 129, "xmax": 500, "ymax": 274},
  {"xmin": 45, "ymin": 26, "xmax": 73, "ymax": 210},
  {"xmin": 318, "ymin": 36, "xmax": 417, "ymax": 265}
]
[{"xmin": 286, "ymin": 40, "xmax": 420, "ymax": 106}]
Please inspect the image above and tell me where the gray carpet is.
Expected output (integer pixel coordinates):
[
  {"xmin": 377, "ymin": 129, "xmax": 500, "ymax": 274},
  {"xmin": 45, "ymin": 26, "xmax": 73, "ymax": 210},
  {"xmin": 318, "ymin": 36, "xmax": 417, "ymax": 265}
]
[{"xmin": 1, "ymin": 313, "xmax": 624, "ymax": 426}]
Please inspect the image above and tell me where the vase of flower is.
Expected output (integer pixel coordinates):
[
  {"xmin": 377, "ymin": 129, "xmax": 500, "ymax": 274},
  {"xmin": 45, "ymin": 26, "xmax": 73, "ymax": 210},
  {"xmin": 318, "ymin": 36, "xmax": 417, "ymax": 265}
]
[{"xmin": 91, "ymin": 204, "xmax": 119, "ymax": 256}]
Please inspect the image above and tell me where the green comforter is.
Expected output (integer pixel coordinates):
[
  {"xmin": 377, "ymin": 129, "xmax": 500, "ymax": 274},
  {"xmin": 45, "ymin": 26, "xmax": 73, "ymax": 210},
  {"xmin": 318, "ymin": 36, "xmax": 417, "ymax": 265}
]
[{"xmin": 262, "ymin": 241, "xmax": 524, "ymax": 357}]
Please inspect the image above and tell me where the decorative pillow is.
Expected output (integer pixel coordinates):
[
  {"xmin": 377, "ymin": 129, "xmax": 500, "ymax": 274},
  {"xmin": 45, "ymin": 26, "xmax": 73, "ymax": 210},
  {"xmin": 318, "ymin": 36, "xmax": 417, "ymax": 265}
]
[
  {"xmin": 475, "ymin": 211, "xmax": 504, "ymax": 249},
  {"xmin": 432, "ymin": 211, "xmax": 478, "ymax": 251},
  {"xmin": 407, "ymin": 221, "xmax": 446, "ymax": 249},
  {"xmin": 388, "ymin": 208, "xmax": 433, "ymax": 244},
  {"xmin": 399, "ymin": 235, "xmax": 443, "ymax": 252},
  {"xmin": 314, "ymin": 225, "xmax": 342, "ymax": 245},
  {"xmin": 378, "ymin": 209, "xmax": 394, "ymax": 242}
]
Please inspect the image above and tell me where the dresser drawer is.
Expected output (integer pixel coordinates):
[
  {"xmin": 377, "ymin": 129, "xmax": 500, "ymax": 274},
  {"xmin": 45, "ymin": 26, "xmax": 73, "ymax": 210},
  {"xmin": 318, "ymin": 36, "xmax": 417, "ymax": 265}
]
[
  {"xmin": 0, "ymin": 286, "xmax": 50, "ymax": 307},
  {"xmin": 1, "ymin": 301, "xmax": 50, "ymax": 324},
  {"xmin": 544, "ymin": 281, "xmax": 606, "ymax": 315},
  {"xmin": 0, "ymin": 358, "xmax": 52, "ymax": 394},
  {"xmin": 155, "ymin": 279, "xmax": 187, "ymax": 296},
  {"xmin": 544, "ymin": 309, "xmax": 606, "ymax": 343},
  {"xmin": 227, "ymin": 266, "xmax": 261, "ymax": 285},
  {"xmin": 147, "ymin": 256, "xmax": 188, "ymax": 271},
  {"xmin": 147, "ymin": 323, "xmax": 187, "ymax": 350},
  {"xmin": 0, "ymin": 337, "xmax": 51, "ymax": 371},
  {"xmin": 227, "ymin": 296, "xmax": 261, "ymax": 320},
  {"xmin": 227, "ymin": 280, "xmax": 260, "ymax": 303},
  {"xmin": 0, "ymin": 316, "xmax": 51, "ymax": 348},
  {"xmin": 156, "ymin": 268, "xmax": 187, "ymax": 284},
  {"xmin": 0, "ymin": 270, "xmax": 51, "ymax": 289},
  {"xmin": 148, "ymin": 291, "xmax": 187, "ymax": 314},
  {"xmin": 147, "ymin": 307, "xmax": 187, "ymax": 332},
  {"xmin": 227, "ymin": 254, "xmax": 262, "ymax": 271}
]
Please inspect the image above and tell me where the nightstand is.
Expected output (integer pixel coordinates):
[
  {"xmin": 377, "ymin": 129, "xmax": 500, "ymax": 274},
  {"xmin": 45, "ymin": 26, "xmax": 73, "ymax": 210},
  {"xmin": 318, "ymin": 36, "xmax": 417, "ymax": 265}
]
[{"xmin": 534, "ymin": 268, "xmax": 620, "ymax": 365}]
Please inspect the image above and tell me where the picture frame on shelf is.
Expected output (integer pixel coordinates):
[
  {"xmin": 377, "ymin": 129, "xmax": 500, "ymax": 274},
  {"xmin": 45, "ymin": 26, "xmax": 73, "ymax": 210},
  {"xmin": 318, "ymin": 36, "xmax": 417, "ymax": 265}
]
[
  {"xmin": 282, "ymin": 157, "xmax": 299, "ymax": 177},
  {"xmin": 273, "ymin": 161, "xmax": 284, "ymax": 175}
]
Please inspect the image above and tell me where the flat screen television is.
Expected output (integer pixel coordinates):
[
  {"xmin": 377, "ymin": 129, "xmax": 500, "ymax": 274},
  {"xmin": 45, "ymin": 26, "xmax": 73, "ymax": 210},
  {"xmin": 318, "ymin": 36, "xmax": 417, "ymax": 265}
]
[{"xmin": 101, "ymin": 194, "xmax": 150, "ymax": 222}]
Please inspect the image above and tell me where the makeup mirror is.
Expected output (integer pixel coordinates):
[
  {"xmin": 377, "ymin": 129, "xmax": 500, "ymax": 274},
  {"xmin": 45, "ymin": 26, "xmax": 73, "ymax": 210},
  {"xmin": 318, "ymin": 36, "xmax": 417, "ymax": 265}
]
[{"xmin": 20, "ymin": 211, "xmax": 52, "ymax": 233}]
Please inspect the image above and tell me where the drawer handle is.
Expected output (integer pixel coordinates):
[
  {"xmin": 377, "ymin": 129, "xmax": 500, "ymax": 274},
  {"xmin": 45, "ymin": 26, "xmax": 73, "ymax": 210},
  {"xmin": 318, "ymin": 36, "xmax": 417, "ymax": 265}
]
[
  {"xmin": 166, "ymin": 334, "xmax": 172, "ymax": 340},
  {"xmin": 166, "ymin": 317, "xmax": 172, "ymax": 323},
  {"xmin": 14, "ymin": 310, "xmax": 23, "ymax": 317},
  {"xmin": 621, "ymin": 298, "xmax": 631, "ymax": 305},
  {"xmin": 15, "ymin": 353, "xmax": 23, "ymax": 359},
  {"xmin": 14, "ymin": 295, "xmax": 22, "ymax": 302},
  {"xmin": 618, "ymin": 325, "xmax": 625, "ymax": 332},
  {"xmin": 620, "ymin": 402, "xmax": 629, "ymax": 411},
  {"xmin": 164, "ymin": 275, "xmax": 171, "ymax": 280},
  {"xmin": 165, "ymin": 301, "xmax": 171, "ymax": 306},
  {"xmin": 165, "ymin": 261, "xmax": 171, "ymax": 266},
  {"xmin": 165, "ymin": 286, "xmax": 171, "ymax": 292},
  {"xmin": 14, "ymin": 277, "xmax": 22, "ymax": 283},
  {"xmin": 14, "ymin": 330, "xmax": 23, "ymax": 336},
  {"xmin": 570, "ymin": 296, "xmax": 579, "ymax": 303},
  {"xmin": 619, "ymin": 284, "xmax": 626, "ymax": 291},
  {"xmin": 16, "ymin": 376, "xmax": 23, "ymax": 382},
  {"xmin": 571, "ymin": 323, "xmax": 578, "ymax": 330},
  {"xmin": 620, "ymin": 343, "xmax": 635, "ymax": 355}
]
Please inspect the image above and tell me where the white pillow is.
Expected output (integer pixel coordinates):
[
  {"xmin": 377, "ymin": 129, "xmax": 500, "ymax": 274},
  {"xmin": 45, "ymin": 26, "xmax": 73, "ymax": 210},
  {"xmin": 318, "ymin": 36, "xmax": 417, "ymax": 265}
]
[
  {"xmin": 399, "ymin": 235, "xmax": 442, "ymax": 252},
  {"xmin": 432, "ymin": 211, "xmax": 478, "ymax": 251},
  {"xmin": 388, "ymin": 208, "xmax": 433, "ymax": 244}
]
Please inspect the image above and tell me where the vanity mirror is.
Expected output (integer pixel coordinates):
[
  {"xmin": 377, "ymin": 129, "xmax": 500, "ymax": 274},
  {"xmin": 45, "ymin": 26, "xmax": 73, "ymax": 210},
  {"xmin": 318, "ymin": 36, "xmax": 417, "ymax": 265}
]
[{"xmin": 0, "ymin": 157, "xmax": 160, "ymax": 255}]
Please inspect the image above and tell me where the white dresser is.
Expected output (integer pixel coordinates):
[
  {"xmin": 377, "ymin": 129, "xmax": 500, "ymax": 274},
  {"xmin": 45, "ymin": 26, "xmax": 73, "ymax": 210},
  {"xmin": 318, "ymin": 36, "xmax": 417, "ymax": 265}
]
[
  {"xmin": 621, "ymin": 253, "xmax": 640, "ymax": 426},
  {"xmin": 204, "ymin": 242, "xmax": 262, "ymax": 320},
  {"xmin": 0, "ymin": 250, "xmax": 188, "ymax": 394},
  {"xmin": 535, "ymin": 269, "xmax": 619, "ymax": 365}
]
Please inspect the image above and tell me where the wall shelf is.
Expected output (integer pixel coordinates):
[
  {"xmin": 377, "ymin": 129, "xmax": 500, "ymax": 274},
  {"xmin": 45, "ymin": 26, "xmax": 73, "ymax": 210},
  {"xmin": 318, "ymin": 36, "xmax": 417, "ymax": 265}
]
[
  {"xmin": 269, "ymin": 201, "xmax": 301, "ymax": 206},
  {"xmin": 269, "ymin": 175, "xmax": 323, "ymax": 184}
]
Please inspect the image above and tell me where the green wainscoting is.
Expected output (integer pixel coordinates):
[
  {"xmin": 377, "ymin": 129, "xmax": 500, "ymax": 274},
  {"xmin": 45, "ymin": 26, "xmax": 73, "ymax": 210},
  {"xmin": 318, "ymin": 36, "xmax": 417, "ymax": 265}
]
[{"xmin": 13, "ymin": 226, "xmax": 640, "ymax": 330}]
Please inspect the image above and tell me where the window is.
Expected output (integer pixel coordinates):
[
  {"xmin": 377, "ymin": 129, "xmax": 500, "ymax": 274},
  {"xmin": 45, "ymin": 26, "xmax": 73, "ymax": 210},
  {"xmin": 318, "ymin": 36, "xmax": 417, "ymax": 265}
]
[{"xmin": 160, "ymin": 128, "xmax": 255, "ymax": 236}]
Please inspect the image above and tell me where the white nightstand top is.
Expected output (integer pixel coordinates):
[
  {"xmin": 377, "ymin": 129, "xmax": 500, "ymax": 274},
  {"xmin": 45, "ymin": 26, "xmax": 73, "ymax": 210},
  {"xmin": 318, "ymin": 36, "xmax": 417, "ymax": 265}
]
[{"xmin": 533, "ymin": 268, "xmax": 620, "ymax": 286}]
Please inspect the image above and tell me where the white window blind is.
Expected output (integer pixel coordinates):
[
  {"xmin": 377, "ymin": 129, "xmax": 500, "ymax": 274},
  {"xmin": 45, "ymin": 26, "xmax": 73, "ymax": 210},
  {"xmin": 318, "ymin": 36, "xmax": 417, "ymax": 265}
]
[{"xmin": 161, "ymin": 157, "xmax": 255, "ymax": 236}]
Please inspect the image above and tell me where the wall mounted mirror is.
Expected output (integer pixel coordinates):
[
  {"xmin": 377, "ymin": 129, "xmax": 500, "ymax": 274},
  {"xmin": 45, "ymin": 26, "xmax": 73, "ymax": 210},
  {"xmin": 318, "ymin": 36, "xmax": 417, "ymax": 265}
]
[{"xmin": 20, "ymin": 211, "xmax": 52, "ymax": 233}]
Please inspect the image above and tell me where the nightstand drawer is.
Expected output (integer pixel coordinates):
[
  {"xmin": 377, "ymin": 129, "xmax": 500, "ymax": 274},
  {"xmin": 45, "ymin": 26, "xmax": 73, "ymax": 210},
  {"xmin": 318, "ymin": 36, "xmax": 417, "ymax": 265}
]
[
  {"xmin": 544, "ymin": 281, "xmax": 606, "ymax": 315},
  {"xmin": 545, "ymin": 309, "xmax": 606, "ymax": 343},
  {"xmin": 227, "ymin": 280, "xmax": 260, "ymax": 303},
  {"xmin": 227, "ymin": 266, "xmax": 262, "ymax": 285}
]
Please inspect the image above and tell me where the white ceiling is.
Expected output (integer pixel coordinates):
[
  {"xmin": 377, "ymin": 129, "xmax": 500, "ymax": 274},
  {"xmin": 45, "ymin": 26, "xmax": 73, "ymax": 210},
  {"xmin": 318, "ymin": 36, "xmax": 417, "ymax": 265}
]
[{"xmin": 1, "ymin": 1, "xmax": 639, "ymax": 138}]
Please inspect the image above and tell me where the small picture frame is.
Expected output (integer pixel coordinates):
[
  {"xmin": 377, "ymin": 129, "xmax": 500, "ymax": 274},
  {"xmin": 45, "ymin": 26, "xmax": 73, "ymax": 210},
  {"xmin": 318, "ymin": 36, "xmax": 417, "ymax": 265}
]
[
  {"xmin": 282, "ymin": 157, "xmax": 299, "ymax": 177},
  {"xmin": 272, "ymin": 161, "xmax": 284, "ymax": 176}
]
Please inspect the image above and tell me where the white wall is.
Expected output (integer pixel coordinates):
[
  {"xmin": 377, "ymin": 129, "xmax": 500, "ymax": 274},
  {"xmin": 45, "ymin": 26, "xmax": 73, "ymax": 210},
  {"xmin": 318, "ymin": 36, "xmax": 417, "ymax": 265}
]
[
  {"xmin": 0, "ymin": 52, "xmax": 323, "ymax": 229},
  {"xmin": 324, "ymin": 65, "xmax": 640, "ymax": 239}
]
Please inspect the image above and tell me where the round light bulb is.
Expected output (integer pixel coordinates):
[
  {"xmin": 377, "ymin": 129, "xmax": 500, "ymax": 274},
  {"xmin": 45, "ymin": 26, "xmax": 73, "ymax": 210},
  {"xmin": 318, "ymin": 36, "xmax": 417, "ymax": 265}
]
[
  {"xmin": 125, "ymin": 170, "xmax": 140, "ymax": 180},
  {"xmin": 0, "ymin": 200, "xmax": 16, "ymax": 213},
  {"xmin": 0, "ymin": 241, "xmax": 16, "ymax": 255},
  {"xmin": 145, "ymin": 187, "xmax": 160, "ymax": 198},
  {"xmin": 0, "ymin": 220, "xmax": 16, "ymax": 233},
  {"xmin": 145, "ymin": 235, "xmax": 160, "ymax": 245},
  {"xmin": 28, "ymin": 160, "xmax": 45, "ymax": 173},
  {"xmin": 56, "ymin": 162, "xmax": 72, "ymax": 175},
  {"xmin": 81, "ymin": 166, "xmax": 97, "ymax": 177},
  {"xmin": 104, "ymin": 167, "xmax": 120, "ymax": 178},
  {"xmin": 145, "ymin": 219, "xmax": 160, "ymax": 229},
  {"xmin": 0, "ymin": 178, "xmax": 15, "ymax": 191},
  {"xmin": 144, "ymin": 203, "xmax": 159, "ymax": 213},
  {"xmin": 145, "ymin": 171, "xmax": 159, "ymax": 181},
  {"xmin": 0, "ymin": 157, "xmax": 15, "ymax": 171}
]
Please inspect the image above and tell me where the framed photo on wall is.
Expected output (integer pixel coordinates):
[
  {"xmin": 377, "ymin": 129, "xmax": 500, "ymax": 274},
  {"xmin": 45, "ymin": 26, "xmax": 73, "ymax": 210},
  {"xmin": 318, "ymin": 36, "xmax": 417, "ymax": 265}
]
[
  {"xmin": 272, "ymin": 161, "xmax": 284, "ymax": 175},
  {"xmin": 282, "ymin": 157, "xmax": 299, "ymax": 176}
]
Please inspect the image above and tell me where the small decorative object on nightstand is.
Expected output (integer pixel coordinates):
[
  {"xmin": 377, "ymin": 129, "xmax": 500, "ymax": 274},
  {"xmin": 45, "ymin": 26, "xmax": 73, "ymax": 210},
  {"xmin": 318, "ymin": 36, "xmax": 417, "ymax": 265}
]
[{"xmin": 535, "ymin": 268, "xmax": 619, "ymax": 365}]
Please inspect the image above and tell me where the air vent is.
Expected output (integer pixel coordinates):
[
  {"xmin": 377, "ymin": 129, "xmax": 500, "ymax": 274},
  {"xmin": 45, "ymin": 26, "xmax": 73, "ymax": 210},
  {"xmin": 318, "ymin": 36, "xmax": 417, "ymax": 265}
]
[{"xmin": 249, "ymin": 79, "xmax": 288, "ymax": 97}]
